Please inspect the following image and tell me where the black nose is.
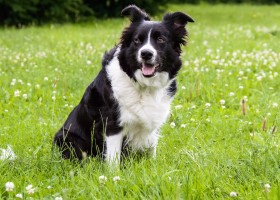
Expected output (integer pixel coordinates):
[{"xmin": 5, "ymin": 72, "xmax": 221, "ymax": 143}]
[{"xmin": 141, "ymin": 50, "xmax": 153, "ymax": 60}]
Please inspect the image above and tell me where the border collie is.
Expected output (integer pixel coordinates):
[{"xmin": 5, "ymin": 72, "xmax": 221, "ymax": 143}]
[{"xmin": 54, "ymin": 5, "xmax": 194, "ymax": 165}]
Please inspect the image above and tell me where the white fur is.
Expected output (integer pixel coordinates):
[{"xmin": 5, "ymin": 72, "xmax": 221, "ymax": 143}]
[
  {"xmin": 106, "ymin": 133, "xmax": 123, "ymax": 165},
  {"xmin": 106, "ymin": 47, "xmax": 173, "ymax": 159},
  {"xmin": 137, "ymin": 29, "xmax": 157, "ymax": 63}
]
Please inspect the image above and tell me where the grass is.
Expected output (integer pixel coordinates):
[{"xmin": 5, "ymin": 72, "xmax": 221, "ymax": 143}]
[{"xmin": 1, "ymin": 3, "xmax": 280, "ymax": 199}]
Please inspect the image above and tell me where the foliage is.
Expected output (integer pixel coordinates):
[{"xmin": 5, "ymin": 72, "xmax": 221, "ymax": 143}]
[
  {"xmin": 1, "ymin": 0, "xmax": 280, "ymax": 26},
  {"xmin": 0, "ymin": 4, "xmax": 280, "ymax": 199}
]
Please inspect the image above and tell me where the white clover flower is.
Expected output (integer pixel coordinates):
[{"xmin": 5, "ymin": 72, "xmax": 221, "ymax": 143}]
[
  {"xmin": 220, "ymin": 100, "xmax": 225, "ymax": 105},
  {"xmin": 191, "ymin": 105, "xmax": 196, "ymax": 109},
  {"xmin": 170, "ymin": 122, "xmax": 176, "ymax": 128},
  {"xmin": 47, "ymin": 185, "xmax": 52, "ymax": 189},
  {"xmin": 22, "ymin": 94, "xmax": 28, "ymax": 99},
  {"xmin": 55, "ymin": 197, "xmax": 63, "ymax": 200},
  {"xmin": 256, "ymin": 76, "xmax": 263, "ymax": 81},
  {"xmin": 205, "ymin": 103, "xmax": 211, "ymax": 108},
  {"xmin": 87, "ymin": 60, "xmax": 92, "ymax": 65},
  {"xmin": 229, "ymin": 191, "xmax": 238, "ymax": 197},
  {"xmin": 264, "ymin": 183, "xmax": 271, "ymax": 189},
  {"xmin": 0, "ymin": 146, "xmax": 16, "ymax": 161},
  {"xmin": 239, "ymin": 85, "xmax": 244, "ymax": 89},
  {"xmin": 35, "ymin": 84, "xmax": 40, "ymax": 89},
  {"xmin": 180, "ymin": 124, "xmax": 186, "ymax": 128},
  {"xmin": 99, "ymin": 175, "xmax": 107, "ymax": 184},
  {"xmin": 14, "ymin": 90, "xmax": 20, "ymax": 97},
  {"xmin": 272, "ymin": 102, "xmax": 278, "ymax": 108},
  {"xmin": 229, "ymin": 92, "xmax": 235, "ymax": 97},
  {"xmin": 26, "ymin": 184, "xmax": 35, "ymax": 194},
  {"xmin": 52, "ymin": 96, "xmax": 56, "ymax": 101},
  {"xmin": 18, "ymin": 79, "xmax": 23, "ymax": 84},
  {"xmin": 16, "ymin": 193, "xmax": 23, "ymax": 199},
  {"xmin": 181, "ymin": 86, "xmax": 186, "ymax": 90},
  {"xmin": 113, "ymin": 176, "xmax": 121, "ymax": 182},
  {"xmin": 44, "ymin": 77, "xmax": 49, "ymax": 81},
  {"xmin": 206, "ymin": 118, "xmax": 211, "ymax": 122},
  {"xmin": 5, "ymin": 182, "xmax": 15, "ymax": 192},
  {"xmin": 175, "ymin": 105, "xmax": 183, "ymax": 110}
]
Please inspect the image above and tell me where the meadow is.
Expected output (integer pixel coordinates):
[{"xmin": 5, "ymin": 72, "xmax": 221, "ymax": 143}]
[{"xmin": 0, "ymin": 4, "xmax": 280, "ymax": 199}]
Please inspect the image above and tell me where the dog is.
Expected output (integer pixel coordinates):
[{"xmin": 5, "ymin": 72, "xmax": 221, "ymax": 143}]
[{"xmin": 54, "ymin": 5, "xmax": 194, "ymax": 165}]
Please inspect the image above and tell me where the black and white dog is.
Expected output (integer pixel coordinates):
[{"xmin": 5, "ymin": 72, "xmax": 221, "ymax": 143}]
[{"xmin": 54, "ymin": 5, "xmax": 194, "ymax": 165}]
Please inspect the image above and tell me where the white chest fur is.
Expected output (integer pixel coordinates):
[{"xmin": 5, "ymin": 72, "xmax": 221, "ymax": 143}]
[{"xmin": 106, "ymin": 50, "xmax": 173, "ymax": 151}]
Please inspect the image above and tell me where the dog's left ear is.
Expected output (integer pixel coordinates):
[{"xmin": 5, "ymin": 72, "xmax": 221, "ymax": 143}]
[
  {"xmin": 121, "ymin": 5, "xmax": 150, "ymax": 23},
  {"xmin": 163, "ymin": 12, "xmax": 194, "ymax": 29}
]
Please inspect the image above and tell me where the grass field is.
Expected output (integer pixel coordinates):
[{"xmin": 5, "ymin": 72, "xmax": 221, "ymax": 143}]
[{"xmin": 1, "ymin": 4, "xmax": 280, "ymax": 199}]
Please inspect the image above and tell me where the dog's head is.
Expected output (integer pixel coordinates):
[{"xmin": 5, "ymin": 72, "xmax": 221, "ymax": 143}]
[{"xmin": 118, "ymin": 5, "xmax": 194, "ymax": 86}]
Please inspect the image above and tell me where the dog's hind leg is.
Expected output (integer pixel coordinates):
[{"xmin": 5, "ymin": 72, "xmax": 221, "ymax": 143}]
[{"xmin": 54, "ymin": 131, "xmax": 88, "ymax": 160}]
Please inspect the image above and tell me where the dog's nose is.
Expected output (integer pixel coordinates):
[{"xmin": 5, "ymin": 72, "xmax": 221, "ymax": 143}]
[{"xmin": 141, "ymin": 50, "xmax": 153, "ymax": 60}]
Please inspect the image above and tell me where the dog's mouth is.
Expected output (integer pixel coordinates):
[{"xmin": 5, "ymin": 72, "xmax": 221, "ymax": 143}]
[{"xmin": 141, "ymin": 63, "xmax": 159, "ymax": 77}]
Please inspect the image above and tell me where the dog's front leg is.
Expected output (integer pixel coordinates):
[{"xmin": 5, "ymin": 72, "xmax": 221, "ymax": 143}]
[{"xmin": 105, "ymin": 133, "xmax": 123, "ymax": 165}]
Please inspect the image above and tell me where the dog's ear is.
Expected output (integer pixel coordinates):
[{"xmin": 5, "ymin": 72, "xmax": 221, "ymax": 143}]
[
  {"xmin": 163, "ymin": 12, "xmax": 194, "ymax": 54},
  {"xmin": 121, "ymin": 5, "xmax": 150, "ymax": 22},
  {"xmin": 163, "ymin": 12, "xmax": 194, "ymax": 29}
]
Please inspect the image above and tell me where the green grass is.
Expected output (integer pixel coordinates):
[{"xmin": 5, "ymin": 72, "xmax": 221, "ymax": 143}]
[{"xmin": 1, "ymin": 4, "xmax": 280, "ymax": 199}]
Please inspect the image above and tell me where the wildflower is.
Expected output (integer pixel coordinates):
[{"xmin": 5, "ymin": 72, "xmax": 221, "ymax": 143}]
[
  {"xmin": 191, "ymin": 105, "xmax": 196, "ymax": 109},
  {"xmin": 230, "ymin": 191, "xmax": 238, "ymax": 197},
  {"xmin": 229, "ymin": 92, "xmax": 235, "ymax": 97},
  {"xmin": 113, "ymin": 176, "xmax": 121, "ymax": 182},
  {"xmin": 99, "ymin": 175, "xmax": 107, "ymax": 184},
  {"xmin": 180, "ymin": 124, "xmax": 186, "ymax": 128},
  {"xmin": 22, "ymin": 94, "xmax": 28, "ymax": 99},
  {"xmin": 175, "ymin": 105, "xmax": 183, "ymax": 110},
  {"xmin": 181, "ymin": 86, "xmax": 186, "ymax": 90},
  {"xmin": 55, "ymin": 197, "xmax": 63, "ymax": 200},
  {"xmin": 26, "ymin": 184, "xmax": 35, "ymax": 194},
  {"xmin": 0, "ymin": 146, "xmax": 16, "ymax": 161},
  {"xmin": 205, "ymin": 103, "xmax": 211, "ymax": 108},
  {"xmin": 52, "ymin": 96, "xmax": 56, "ymax": 101},
  {"xmin": 16, "ymin": 193, "xmax": 23, "ymax": 199},
  {"xmin": 220, "ymin": 100, "xmax": 225, "ymax": 105},
  {"xmin": 256, "ymin": 76, "xmax": 263, "ymax": 81},
  {"xmin": 47, "ymin": 185, "xmax": 52, "ymax": 189},
  {"xmin": 87, "ymin": 60, "xmax": 92, "ymax": 65},
  {"xmin": 206, "ymin": 118, "xmax": 211, "ymax": 122},
  {"xmin": 170, "ymin": 122, "xmax": 176, "ymax": 128},
  {"xmin": 14, "ymin": 90, "xmax": 20, "ymax": 97},
  {"xmin": 264, "ymin": 183, "xmax": 271, "ymax": 192},
  {"xmin": 272, "ymin": 102, "xmax": 278, "ymax": 108},
  {"xmin": 5, "ymin": 182, "xmax": 15, "ymax": 192},
  {"xmin": 44, "ymin": 77, "xmax": 49, "ymax": 81}
]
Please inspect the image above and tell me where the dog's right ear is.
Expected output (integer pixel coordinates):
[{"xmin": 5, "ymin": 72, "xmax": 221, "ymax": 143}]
[{"xmin": 121, "ymin": 5, "xmax": 150, "ymax": 23}]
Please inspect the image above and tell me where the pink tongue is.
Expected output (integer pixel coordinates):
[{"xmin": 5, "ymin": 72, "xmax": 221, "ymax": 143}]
[{"xmin": 142, "ymin": 64, "xmax": 155, "ymax": 76}]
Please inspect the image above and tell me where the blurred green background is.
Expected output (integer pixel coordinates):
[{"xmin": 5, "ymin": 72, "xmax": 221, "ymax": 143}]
[{"xmin": 1, "ymin": 0, "xmax": 280, "ymax": 26}]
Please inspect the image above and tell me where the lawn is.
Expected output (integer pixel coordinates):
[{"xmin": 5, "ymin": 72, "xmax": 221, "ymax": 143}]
[{"xmin": 0, "ymin": 4, "xmax": 280, "ymax": 199}]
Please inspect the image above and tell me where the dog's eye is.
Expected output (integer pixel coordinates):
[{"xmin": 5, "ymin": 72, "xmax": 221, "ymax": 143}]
[
  {"xmin": 157, "ymin": 37, "xmax": 165, "ymax": 43},
  {"xmin": 134, "ymin": 38, "xmax": 141, "ymax": 44}
]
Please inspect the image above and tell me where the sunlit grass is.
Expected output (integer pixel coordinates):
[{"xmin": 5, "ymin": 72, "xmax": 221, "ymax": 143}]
[{"xmin": 0, "ymin": 4, "xmax": 280, "ymax": 199}]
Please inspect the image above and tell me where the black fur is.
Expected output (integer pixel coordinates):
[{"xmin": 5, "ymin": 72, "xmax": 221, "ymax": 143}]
[{"xmin": 53, "ymin": 5, "xmax": 194, "ymax": 160}]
